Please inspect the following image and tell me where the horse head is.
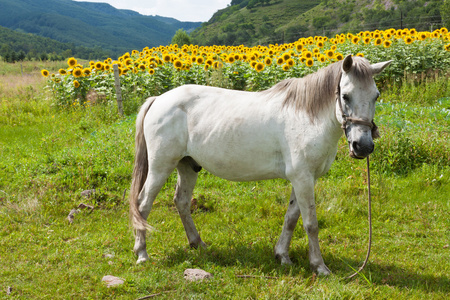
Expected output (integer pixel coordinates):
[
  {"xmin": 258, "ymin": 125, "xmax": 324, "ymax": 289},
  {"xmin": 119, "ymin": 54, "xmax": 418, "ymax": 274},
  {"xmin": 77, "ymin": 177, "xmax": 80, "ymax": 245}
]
[{"xmin": 336, "ymin": 55, "xmax": 392, "ymax": 159}]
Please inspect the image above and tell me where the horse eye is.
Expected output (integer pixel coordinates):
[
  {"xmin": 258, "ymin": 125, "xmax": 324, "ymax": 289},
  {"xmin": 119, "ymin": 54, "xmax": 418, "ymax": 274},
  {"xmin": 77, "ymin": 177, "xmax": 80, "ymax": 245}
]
[{"xmin": 342, "ymin": 94, "xmax": 349, "ymax": 102}]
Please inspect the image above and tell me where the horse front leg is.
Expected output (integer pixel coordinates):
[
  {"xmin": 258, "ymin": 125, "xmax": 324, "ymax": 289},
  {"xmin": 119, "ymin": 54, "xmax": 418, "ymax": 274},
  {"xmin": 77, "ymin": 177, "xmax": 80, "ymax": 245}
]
[
  {"xmin": 291, "ymin": 176, "xmax": 331, "ymax": 275},
  {"xmin": 274, "ymin": 188, "xmax": 300, "ymax": 265}
]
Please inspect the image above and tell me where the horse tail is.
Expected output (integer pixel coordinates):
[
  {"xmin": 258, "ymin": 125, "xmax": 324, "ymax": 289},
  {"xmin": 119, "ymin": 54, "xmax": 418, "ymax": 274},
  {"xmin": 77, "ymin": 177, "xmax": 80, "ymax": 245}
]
[{"xmin": 130, "ymin": 96, "xmax": 156, "ymax": 232}]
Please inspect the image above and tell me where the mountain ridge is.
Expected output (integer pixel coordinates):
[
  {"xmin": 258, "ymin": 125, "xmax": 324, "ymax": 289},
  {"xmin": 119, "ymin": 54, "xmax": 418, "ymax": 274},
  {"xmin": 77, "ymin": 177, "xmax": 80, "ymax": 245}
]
[{"xmin": 0, "ymin": 0, "xmax": 201, "ymax": 57}]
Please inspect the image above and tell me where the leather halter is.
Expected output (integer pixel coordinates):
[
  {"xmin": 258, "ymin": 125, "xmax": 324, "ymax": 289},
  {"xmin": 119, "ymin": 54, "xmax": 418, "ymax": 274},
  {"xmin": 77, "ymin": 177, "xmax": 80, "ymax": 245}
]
[{"xmin": 336, "ymin": 74, "xmax": 380, "ymax": 139}]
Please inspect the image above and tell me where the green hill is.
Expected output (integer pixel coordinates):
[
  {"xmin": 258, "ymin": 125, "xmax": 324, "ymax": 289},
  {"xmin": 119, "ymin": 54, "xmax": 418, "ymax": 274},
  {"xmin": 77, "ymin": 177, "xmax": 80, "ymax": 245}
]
[
  {"xmin": 0, "ymin": 25, "xmax": 111, "ymax": 61},
  {"xmin": 191, "ymin": 0, "xmax": 446, "ymax": 46},
  {"xmin": 0, "ymin": 0, "xmax": 201, "ymax": 57}
]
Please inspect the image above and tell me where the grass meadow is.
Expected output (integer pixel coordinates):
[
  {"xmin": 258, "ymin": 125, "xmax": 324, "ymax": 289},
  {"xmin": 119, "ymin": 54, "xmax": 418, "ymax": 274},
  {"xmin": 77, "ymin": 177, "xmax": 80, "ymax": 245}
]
[{"xmin": 0, "ymin": 60, "xmax": 449, "ymax": 299}]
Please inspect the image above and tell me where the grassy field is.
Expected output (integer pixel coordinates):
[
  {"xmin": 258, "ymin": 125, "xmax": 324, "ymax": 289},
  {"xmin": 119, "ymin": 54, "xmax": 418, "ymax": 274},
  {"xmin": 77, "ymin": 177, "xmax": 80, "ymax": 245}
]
[{"xmin": 0, "ymin": 61, "xmax": 449, "ymax": 299}]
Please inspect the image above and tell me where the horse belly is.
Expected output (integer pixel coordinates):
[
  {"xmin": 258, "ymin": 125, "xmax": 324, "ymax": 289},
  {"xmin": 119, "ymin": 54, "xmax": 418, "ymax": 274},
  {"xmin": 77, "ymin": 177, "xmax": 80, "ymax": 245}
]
[{"xmin": 187, "ymin": 122, "xmax": 286, "ymax": 181}]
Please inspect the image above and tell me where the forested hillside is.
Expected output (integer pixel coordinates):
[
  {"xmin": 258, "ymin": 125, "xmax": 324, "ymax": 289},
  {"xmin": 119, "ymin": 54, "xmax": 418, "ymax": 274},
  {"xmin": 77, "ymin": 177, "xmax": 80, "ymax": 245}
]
[
  {"xmin": 0, "ymin": 0, "xmax": 201, "ymax": 58},
  {"xmin": 0, "ymin": 26, "xmax": 110, "ymax": 62},
  {"xmin": 192, "ymin": 0, "xmax": 448, "ymax": 46}
]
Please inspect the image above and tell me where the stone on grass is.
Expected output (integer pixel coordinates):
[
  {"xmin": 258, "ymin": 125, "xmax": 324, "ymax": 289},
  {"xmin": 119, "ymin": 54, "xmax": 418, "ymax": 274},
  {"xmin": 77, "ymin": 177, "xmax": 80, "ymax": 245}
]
[
  {"xmin": 102, "ymin": 275, "xmax": 124, "ymax": 287},
  {"xmin": 183, "ymin": 268, "xmax": 213, "ymax": 282}
]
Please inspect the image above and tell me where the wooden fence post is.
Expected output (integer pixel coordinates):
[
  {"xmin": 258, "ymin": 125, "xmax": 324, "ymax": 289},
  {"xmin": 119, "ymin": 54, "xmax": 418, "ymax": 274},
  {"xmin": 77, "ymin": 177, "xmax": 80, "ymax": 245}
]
[{"xmin": 113, "ymin": 64, "xmax": 124, "ymax": 116}]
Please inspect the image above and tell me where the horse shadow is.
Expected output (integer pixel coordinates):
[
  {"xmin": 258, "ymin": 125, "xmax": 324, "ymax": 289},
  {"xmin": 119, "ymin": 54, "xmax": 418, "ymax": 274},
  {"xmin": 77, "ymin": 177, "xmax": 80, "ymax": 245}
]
[{"xmin": 159, "ymin": 241, "xmax": 450, "ymax": 294}]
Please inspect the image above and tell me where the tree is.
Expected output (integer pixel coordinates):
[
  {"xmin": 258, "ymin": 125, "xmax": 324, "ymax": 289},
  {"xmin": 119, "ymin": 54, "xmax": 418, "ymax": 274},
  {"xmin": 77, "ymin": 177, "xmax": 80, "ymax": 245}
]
[
  {"xmin": 441, "ymin": 0, "xmax": 450, "ymax": 28},
  {"xmin": 171, "ymin": 29, "xmax": 192, "ymax": 47}
]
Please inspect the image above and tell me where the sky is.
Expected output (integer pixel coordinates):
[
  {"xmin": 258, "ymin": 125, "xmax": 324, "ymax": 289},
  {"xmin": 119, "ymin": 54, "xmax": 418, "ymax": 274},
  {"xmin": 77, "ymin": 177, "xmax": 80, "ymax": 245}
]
[{"xmin": 74, "ymin": 0, "xmax": 230, "ymax": 22}]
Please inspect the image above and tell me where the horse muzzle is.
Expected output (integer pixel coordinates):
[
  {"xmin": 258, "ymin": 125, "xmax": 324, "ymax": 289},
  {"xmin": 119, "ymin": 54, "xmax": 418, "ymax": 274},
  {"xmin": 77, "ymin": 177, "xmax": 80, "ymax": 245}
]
[{"xmin": 349, "ymin": 140, "xmax": 374, "ymax": 159}]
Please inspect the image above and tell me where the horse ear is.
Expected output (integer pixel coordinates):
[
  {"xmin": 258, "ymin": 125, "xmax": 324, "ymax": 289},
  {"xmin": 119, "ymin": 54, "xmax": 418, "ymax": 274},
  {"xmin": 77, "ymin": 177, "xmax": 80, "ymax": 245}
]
[
  {"xmin": 342, "ymin": 55, "xmax": 353, "ymax": 73},
  {"xmin": 371, "ymin": 60, "xmax": 393, "ymax": 75}
]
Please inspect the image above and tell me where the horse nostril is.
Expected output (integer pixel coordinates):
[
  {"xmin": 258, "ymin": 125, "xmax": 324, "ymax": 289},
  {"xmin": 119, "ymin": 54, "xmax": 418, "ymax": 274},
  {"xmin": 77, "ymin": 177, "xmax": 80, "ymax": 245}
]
[{"xmin": 352, "ymin": 141, "xmax": 360, "ymax": 152}]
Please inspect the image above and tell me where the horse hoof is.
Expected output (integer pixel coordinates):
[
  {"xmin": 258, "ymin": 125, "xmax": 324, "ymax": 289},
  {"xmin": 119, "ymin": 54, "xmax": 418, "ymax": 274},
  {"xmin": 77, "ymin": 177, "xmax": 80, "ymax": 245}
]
[
  {"xmin": 316, "ymin": 264, "xmax": 331, "ymax": 276},
  {"xmin": 275, "ymin": 253, "xmax": 293, "ymax": 265},
  {"xmin": 190, "ymin": 239, "xmax": 208, "ymax": 249},
  {"xmin": 136, "ymin": 251, "xmax": 150, "ymax": 264}
]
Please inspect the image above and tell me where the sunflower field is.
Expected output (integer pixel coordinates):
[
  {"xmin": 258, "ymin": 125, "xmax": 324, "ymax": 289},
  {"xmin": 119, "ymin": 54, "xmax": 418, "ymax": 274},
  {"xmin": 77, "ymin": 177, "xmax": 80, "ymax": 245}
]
[{"xmin": 42, "ymin": 27, "xmax": 450, "ymax": 111}]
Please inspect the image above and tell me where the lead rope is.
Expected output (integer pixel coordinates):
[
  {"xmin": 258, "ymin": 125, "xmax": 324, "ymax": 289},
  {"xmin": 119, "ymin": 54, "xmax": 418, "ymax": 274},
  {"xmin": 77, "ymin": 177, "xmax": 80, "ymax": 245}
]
[
  {"xmin": 346, "ymin": 156, "xmax": 372, "ymax": 279},
  {"xmin": 336, "ymin": 77, "xmax": 373, "ymax": 280}
]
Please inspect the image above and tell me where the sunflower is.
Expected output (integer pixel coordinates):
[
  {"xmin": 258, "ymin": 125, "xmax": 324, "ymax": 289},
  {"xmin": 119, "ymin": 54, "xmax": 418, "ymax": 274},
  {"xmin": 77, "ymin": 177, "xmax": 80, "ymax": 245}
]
[
  {"xmin": 73, "ymin": 68, "xmax": 83, "ymax": 78},
  {"xmin": 163, "ymin": 54, "xmax": 172, "ymax": 63},
  {"xmin": 196, "ymin": 56, "xmax": 204, "ymax": 64},
  {"xmin": 227, "ymin": 55, "xmax": 235, "ymax": 63},
  {"xmin": 41, "ymin": 69, "xmax": 50, "ymax": 77},
  {"xmin": 295, "ymin": 43, "xmax": 304, "ymax": 52},
  {"xmin": 205, "ymin": 58, "xmax": 214, "ymax": 66},
  {"xmin": 316, "ymin": 41, "xmax": 324, "ymax": 48},
  {"xmin": 213, "ymin": 61, "xmax": 223, "ymax": 69},
  {"xmin": 286, "ymin": 58, "xmax": 295, "ymax": 67},
  {"xmin": 282, "ymin": 53, "xmax": 291, "ymax": 61},
  {"xmin": 173, "ymin": 59, "xmax": 183, "ymax": 69},
  {"xmin": 304, "ymin": 51, "xmax": 314, "ymax": 59},
  {"xmin": 305, "ymin": 58, "xmax": 314, "ymax": 67},
  {"xmin": 282, "ymin": 64, "xmax": 290, "ymax": 71},
  {"xmin": 148, "ymin": 68, "xmax": 155, "ymax": 75},
  {"xmin": 445, "ymin": 44, "xmax": 450, "ymax": 52},
  {"xmin": 404, "ymin": 36, "xmax": 414, "ymax": 44},
  {"xmin": 374, "ymin": 38, "xmax": 383, "ymax": 46},
  {"xmin": 418, "ymin": 32, "xmax": 428, "ymax": 41},
  {"xmin": 83, "ymin": 68, "xmax": 91, "ymax": 76},
  {"xmin": 255, "ymin": 62, "xmax": 265, "ymax": 72},
  {"xmin": 264, "ymin": 57, "xmax": 273, "ymax": 66},
  {"xmin": 351, "ymin": 36, "xmax": 360, "ymax": 44},
  {"xmin": 138, "ymin": 64, "xmax": 146, "ymax": 71},
  {"xmin": 356, "ymin": 53, "xmax": 364, "ymax": 57},
  {"xmin": 59, "ymin": 69, "xmax": 67, "ymax": 75},
  {"xmin": 318, "ymin": 55, "xmax": 326, "ymax": 63},
  {"xmin": 335, "ymin": 53, "xmax": 344, "ymax": 60},
  {"xmin": 383, "ymin": 40, "xmax": 392, "ymax": 48},
  {"xmin": 73, "ymin": 80, "xmax": 80, "ymax": 88},
  {"xmin": 94, "ymin": 62, "xmax": 103, "ymax": 70},
  {"xmin": 363, "ymin": 37, "xmax": 371, "ymax": 44},
  {"xmin": 324, "ymin": 50, "xmax": 334, "ymax": 59},
  {"xmin": 67, "ymin": 57, "xmax": 77, "ymax": 67},
  {"xmin": 276, "ymin": 57, "xmax": 285, "ymax": 65}
]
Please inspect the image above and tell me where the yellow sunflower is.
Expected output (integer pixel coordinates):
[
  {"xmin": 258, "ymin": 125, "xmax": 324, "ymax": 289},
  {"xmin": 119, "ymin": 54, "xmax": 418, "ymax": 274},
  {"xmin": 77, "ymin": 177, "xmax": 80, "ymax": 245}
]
[
  {"xmin": 264, "ymin": 57, "xmax": 273, "ymax": 66},
  {"xmin": 356, "ymin": 53, "xmax": 364, "ymax": 57},
  {"xmin": 305, "ymin": 58, "xmax": 314, "ymax": 67},
  {"xmin": 351, "ymin": 36, "xmax": 360, "ymax": 44},
  {"xmin": 67, "ymin": 57, "xmax": 77, "ymax": 67},
  {"xmin": 374, "ymin": 38, "xmax": 383, "ymax": 46},
  {"xmin": 148, "ymin": 68, "xmax": 155, "ymax": 75},
  {"xmin": 173, "ymin": 59, "xmax": 183, "ymax": 69},
  {"xmin": 83, "ymin": 68, "xmax": 91, "ymax": 76},
  {"xmin": 73, "ymin": 80, "xmax": 80, "ymax": 88},
  {"xmin": 41, "ymin": 69, "xmax": 50, "ymax": 77},
  {"xmin": 94, "ymin": 62, "xmax": 103, "ymax": 70},
  {"xmin": 72, "ymin": 68, "xmax": 83, "ymax": 78},
  {"xmin": 324, "ymin": 50, "xmax": 334, "ymax": 59},
  {"xmin": 282, "ymin": 64, "xmax": 290, "ymax": 71},
  {"xmin": 286, "ymin": 58, "xmax": 295, "ymax": 67},
  {"xmin": 383, "ymin": 40, "xmax": 392, "ymax": 48},
  {"xmin": 59, "ymin": 69, "xmax": 67, "ymax": 75},
  {"xmin": 255, "ymin": 62, "xmax": 265, "ymax": 72},
  {"xmin": 276, "ymin": 57, "xmax": 285, "ymax": 65},
  {"xmin": 404, "ymin": 36, "xmax": 414, "ymax": 44}
]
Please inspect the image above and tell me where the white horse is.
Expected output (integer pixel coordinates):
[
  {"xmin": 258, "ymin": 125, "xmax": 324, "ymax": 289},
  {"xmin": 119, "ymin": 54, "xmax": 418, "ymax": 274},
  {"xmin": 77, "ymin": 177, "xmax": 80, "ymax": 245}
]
[{"xmin": 130, "ymin": 55, "xmax": 391, "ymax": 275}]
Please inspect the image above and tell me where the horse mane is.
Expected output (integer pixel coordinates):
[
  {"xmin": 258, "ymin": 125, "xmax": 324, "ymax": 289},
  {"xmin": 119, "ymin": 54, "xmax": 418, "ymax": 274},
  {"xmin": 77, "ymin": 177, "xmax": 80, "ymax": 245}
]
[{"xmin": 262, "ymin": 56, "xmax": 374, "ymax": 120}]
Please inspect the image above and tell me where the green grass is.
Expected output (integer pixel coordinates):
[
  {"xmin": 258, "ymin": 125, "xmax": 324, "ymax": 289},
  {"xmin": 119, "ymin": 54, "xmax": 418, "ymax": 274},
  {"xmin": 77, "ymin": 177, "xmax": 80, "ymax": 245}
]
[{"xmin": 1, "ymin": 66, "xmax": 449, "ymax": 299}]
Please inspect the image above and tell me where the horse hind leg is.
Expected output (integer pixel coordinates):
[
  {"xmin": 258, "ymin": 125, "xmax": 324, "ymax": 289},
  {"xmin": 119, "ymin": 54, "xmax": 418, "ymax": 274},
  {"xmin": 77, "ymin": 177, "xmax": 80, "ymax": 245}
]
[
  {"xmin": 133, "ymin": 164, "xmax": 176, "ymax": 264},
  {"xmin": 174, "ymin": 157, "xmax": 207, "ymax": 249}
]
